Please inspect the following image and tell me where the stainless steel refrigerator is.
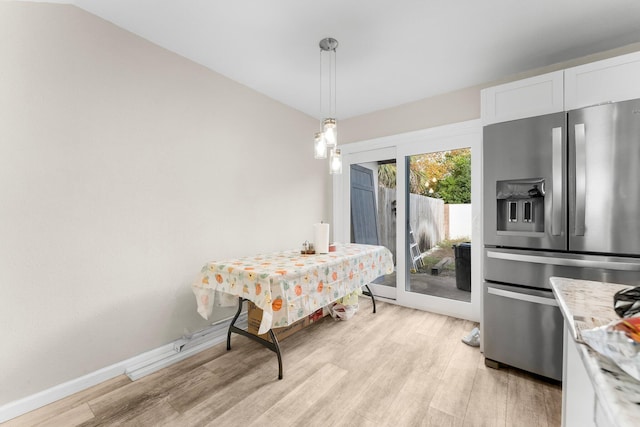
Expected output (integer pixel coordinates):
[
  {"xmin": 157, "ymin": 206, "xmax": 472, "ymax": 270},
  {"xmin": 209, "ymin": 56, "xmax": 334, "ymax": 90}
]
[{"xmin": 482, "ymin": 98, "xmax": 640, "ymax": 381}]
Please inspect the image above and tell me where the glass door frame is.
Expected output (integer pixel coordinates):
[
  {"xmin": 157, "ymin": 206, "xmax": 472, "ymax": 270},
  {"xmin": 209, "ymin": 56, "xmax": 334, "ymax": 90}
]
[
  {"xmin": 336, "ymin": 146, "xmax": 397, "ymax": 300},
  {"xmin": 333, "ymin": 119, "xmax": 481, "ymax": 322},
  {"xmin": 395, "ymin": 121, "xmax": 481, "ymax": 321}
]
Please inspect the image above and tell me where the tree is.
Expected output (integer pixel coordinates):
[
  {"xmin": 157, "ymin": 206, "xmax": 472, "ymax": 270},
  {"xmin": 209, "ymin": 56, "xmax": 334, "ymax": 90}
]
[
  {"xmin": 378, "ymin": 148, "xmax": 471, "ymax": 204},
  {"xmin": 411, "ymin": 149, "xmax": 471, "ymax": 203},
  {"xmin": 436, "ymin": 151, "xmax": 471, "ymax": 203},
  {"xmin": 378, "ymin": 163, "xmax": 396, "ymax": 188},
  {"xmin": 378, "ymin": 162, "xmax": 426, "ymax": 194}
]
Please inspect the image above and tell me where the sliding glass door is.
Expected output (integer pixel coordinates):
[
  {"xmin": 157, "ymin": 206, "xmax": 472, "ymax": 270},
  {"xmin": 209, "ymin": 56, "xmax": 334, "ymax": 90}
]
[
  {"xmin": 394, "ymin": 124, "xmax": 480, "ymax": 320},
  {"xmin": 334, "ymin": 121, "xmax": 481, "ymax": 321}
]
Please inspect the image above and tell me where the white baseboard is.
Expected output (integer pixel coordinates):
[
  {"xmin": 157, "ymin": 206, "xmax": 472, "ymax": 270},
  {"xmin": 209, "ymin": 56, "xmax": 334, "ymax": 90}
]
[
  {"xmin": 125, "ymin": 313, "xmax": 247, "ymax": 380},
  {"xmin": 0, "ymin": 313, "xmax": 247, "ymax": 423}
]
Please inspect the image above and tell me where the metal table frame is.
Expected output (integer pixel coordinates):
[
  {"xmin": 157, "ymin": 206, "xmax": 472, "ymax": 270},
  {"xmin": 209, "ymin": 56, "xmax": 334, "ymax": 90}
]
[{"xmin": 226, "ymin": 284, "xmax": 376, "ymax": 379}]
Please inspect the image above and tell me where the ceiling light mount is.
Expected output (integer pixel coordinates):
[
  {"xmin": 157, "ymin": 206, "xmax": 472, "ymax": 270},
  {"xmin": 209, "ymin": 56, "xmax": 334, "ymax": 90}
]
[{"xmin": 319, "ymin": 37, "xmax": 338, "ymax": 52}]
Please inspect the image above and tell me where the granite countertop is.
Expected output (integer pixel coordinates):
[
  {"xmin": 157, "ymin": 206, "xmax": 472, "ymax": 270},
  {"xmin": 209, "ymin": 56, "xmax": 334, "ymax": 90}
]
[{"xmin": 551, "ymin": 277, "xmax": 640, "ymax": 427}]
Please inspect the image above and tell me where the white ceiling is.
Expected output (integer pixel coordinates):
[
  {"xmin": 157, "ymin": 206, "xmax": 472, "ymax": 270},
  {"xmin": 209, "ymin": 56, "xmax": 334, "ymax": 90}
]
[{"xmin": 31, "ymin": 0, "xmax": 640, "ymax": 119}]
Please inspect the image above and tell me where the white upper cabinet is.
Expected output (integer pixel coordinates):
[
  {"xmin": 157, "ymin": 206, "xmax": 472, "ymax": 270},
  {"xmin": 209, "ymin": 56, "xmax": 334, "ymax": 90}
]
[
  {"xmin": 564, "ymin": 51, "xmax": 640, "ymax": 111},
  {"xmin": 482, "ymin": 50, "xmax": 640, "ymax": 125},
  {"xmin": 481, "ymin": 71, "xmax": 564, "ymax": 125}
]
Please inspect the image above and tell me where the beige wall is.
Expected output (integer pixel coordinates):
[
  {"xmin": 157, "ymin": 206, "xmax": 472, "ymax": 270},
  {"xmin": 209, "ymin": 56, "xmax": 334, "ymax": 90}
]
[
  {"xmin": 0, "ymin": 3, "xmax": 328, "ymax": 405},
  {"xmin": 340, "ymin": 86, "xmax": 481, "ymax": 143}
]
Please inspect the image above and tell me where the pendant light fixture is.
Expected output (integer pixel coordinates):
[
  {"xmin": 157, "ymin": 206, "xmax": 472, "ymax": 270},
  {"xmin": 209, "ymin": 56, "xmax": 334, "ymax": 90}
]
[{"xmin": 315, "ymin": 37, "xmax": 341, "ymax": 174}]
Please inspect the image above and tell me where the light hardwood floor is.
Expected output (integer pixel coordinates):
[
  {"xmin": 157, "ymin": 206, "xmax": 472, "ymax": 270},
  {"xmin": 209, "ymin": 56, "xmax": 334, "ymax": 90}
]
[{"xmin": 5, "ymin": 299, "xmax": 562, "ymax": 426}]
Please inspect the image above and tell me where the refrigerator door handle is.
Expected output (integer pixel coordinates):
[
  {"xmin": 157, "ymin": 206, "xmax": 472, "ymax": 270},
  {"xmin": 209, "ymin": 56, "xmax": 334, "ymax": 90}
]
[
  {"xmin": 574, "ymin": 123, "xmax": 587, "ymax": 236},
  {"xmin": 487, "ymin": 286, "xmax": 559, "ymax": 307},
  {"xmin": 487, "ymin": 250, "xmax": 640, "ymax": 271},
  {"xmin": 551, "ymin": 127, "xmax": 563, "ymax": 236}
]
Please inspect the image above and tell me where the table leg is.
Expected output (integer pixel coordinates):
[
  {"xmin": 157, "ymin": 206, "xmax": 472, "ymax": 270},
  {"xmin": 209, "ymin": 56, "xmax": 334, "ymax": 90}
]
[
  {"xmin": 267, "ymin": 329, "xmax": 283, "ymax": 380},
  {"xmin": 363, "ymin": 284, "xmax": 376, "ymax": 313},
  {"xmin": 226, "ymin": 297, "xmax": 284, "ymax": 380},
  {"xmin": 227, "ymin": 297, "xmax": 244, "ymax": 350}
]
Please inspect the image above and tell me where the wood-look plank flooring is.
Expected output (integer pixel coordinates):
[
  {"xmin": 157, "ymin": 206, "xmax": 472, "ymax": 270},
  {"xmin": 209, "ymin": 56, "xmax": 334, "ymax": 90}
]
[{"xmin": 4, "ymin": 299, "xmax": 562, "ymax": 426}]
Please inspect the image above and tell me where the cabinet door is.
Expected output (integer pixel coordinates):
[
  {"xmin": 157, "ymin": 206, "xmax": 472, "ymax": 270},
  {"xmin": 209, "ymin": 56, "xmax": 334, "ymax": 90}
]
[
  {"xmin": 562, "ymin": 323, "xmax": 596, "ymax": 427},
  {"xmin": 481, "ymin": 71, "xmax": 564, "ymax": 125},
  {"xmin": 565, "ymin": 51, "xmax": 640, "ymax": 110}
]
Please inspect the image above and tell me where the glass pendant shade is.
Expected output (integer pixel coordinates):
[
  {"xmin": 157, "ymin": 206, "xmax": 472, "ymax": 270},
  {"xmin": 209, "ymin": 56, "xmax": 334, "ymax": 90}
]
[
  {"xmin": 329, "ymin": 148, "xmax": 342, "ymax": 175},
  {"xmin": 322, "ymin": 118, "xmax": 337, "ymax": 147},
  {"xmin": 314, "ymin": 132, "xmax": 327, "ymax": 159}
]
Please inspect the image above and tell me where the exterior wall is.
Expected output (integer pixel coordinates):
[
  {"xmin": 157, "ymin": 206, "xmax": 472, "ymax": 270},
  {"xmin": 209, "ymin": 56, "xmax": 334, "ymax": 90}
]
[{"xmin": 448, "ymin": 204, "xmax": 472, "ymax": 240}]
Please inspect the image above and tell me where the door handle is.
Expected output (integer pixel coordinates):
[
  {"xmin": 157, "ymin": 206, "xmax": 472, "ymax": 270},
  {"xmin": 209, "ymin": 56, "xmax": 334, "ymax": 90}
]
[
  {"xmin": 574, "ymin": 123, "xmax": 586, "ymax": 236},
  {"xmin": 488, "ymin": 286, "xmax": 558, "ymax": 307},
  {"xmin": 551, "ymin": 127, "xmax": 562, "ymax": 236}
]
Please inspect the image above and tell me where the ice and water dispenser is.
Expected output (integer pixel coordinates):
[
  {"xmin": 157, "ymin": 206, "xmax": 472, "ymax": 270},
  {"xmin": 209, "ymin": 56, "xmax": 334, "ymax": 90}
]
[{"xmin": 496, "ymin": 179, "xmax": 545, "ymax": 233}]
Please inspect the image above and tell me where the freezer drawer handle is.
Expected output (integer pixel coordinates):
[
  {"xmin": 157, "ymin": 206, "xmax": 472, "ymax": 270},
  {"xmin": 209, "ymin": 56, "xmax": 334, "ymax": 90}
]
[
  {"xmin": 487, "ymin": 250, "xmax": 640, "ymax": 271},
  {"xmin": 574, "ymin": 123, "xmax": 587, "ymax": 236},
  {"xmin": 552, "ymin": 127, "xmax": 563, "ymax": 236},
  {"xmin": 488, "ymin": 287, "xmax": 558, "ymax": 307}
]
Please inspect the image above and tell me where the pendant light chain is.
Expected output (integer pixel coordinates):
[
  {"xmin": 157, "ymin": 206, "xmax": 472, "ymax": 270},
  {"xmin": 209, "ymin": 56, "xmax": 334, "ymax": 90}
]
[
  {"xmin": 332, "ymin": 47, "xmax": 336, "ymax": 119},
  {"xmin": 319, "ymin": 48, "xmax": 323, "ymax": 129}
]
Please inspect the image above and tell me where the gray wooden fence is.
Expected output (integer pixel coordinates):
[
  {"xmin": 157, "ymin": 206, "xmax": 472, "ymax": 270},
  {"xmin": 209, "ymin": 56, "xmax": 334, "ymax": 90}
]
[
  {"xmin": 377, "ymin": 187, "xmax": 396, "ymax": 262},
  {"xmin": 378, "ymin": 188, "xmax": 445, "ymax": 262}
]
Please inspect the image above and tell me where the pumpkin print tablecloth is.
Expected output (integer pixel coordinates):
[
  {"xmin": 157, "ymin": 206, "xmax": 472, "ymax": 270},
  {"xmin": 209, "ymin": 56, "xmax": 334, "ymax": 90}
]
[{"xmin": 192, "ymin": 243, "xmax": 394, "ymax": 334}]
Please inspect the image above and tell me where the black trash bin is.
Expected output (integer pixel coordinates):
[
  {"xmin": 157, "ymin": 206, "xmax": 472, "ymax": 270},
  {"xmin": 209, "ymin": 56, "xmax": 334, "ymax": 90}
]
[{"xmin": 453, "ymin": 242, "xmax": 471, "ymax": 291}]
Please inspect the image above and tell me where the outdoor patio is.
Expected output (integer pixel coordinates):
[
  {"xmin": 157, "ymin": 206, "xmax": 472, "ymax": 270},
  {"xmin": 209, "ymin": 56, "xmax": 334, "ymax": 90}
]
[{"xmin": 375, "ymin": 271, "xmax": 471, "ymax": 302}]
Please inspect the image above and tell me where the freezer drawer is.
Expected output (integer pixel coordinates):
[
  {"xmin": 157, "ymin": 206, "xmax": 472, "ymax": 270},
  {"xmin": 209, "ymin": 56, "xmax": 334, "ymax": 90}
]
[
  {"xmin": 485, "ymin": 247, "xmax": 640, "ymax": 289},
  {"xmin": 483, "ymin": 282, "xmax": 563, "ymax": 381}
]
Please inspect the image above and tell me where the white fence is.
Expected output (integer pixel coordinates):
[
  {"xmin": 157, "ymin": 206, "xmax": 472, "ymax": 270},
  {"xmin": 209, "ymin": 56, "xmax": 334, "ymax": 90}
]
[{"xmin": 377, "ymin": 188, "xmax": 471, "ymax": 261}]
